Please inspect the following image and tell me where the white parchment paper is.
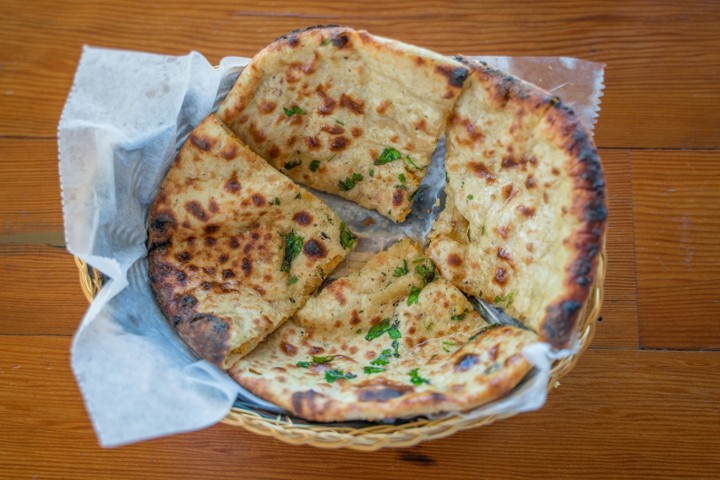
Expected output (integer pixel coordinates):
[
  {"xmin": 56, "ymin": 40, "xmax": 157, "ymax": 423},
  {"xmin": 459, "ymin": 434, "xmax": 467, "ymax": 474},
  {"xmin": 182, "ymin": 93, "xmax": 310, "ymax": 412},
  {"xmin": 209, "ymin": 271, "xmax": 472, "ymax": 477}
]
[{"xmin": 59, "ymin": 46, "xmax": 604, "ymax": 447}]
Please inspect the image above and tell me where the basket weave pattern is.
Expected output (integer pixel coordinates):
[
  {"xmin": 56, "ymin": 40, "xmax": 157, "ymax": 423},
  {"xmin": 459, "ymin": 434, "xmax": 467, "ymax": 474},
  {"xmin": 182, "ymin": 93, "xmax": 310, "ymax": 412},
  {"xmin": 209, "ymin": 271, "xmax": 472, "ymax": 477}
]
[{"xmin": 75, "ymin": 249, "xmax": 605, "ymax": 450}]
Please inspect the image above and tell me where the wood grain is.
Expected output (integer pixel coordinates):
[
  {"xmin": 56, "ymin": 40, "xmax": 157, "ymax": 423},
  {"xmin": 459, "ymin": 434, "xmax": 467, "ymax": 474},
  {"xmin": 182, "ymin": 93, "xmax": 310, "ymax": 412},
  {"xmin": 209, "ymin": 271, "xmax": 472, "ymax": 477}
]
[
  {"xmin": 1, "ymin": 1, "xmax": 720, "ymax": 148},
  {"xmin": 633, "ymin": 150, "xmax": 720, "ymax": 350},
  {"xmin": 0, "ymin": 244, "xmax": 88, "ymax": 335},
  {"xmin": 1, "ymin": 336, "xmax": 717, "ymax": 479},
  {"xmin": 0, "ymin": 139, "xmax": 63, "ymax": 236}
]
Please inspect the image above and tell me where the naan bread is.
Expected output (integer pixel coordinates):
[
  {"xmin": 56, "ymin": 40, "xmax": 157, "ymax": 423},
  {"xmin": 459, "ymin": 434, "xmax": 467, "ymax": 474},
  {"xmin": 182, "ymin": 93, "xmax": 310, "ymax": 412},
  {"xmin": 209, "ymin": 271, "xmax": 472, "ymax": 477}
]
[
  {"xmin": 216, "ymin": 25, "xmax": 469, "ymax": 222},
  {"xmin": 427, "ymin": 57, "xmax": 606, "ymax": 348},
  {"xmin": 230, "ymin": 239, "xmax": 538, "ymax": 422},
  {"xmin": 148, "ymin": 115, "xmax": 354, "ymax": 369}
]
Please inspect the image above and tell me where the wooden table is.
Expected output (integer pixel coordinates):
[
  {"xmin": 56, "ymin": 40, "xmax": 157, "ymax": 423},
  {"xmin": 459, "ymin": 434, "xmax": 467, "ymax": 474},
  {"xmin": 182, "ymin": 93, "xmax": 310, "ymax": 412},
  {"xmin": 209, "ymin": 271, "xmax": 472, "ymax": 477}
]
[{"xmin": 2, "ymin": 1, "xmax": 719, "ymax": 478}]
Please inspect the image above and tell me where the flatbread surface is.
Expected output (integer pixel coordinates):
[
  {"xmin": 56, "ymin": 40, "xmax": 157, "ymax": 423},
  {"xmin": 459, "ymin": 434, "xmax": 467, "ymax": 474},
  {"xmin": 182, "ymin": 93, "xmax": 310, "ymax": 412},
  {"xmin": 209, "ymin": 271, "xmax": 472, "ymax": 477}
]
[
  {"xmin": 427, "ymin": 57, "xmax": 606, "ymax": 348},
  {"xmin": 217, "ymin": 25, "xmax": 469, "ymax": 222},
  {"xmin": 230, "ymin": 239, "xmax": 538, "ymax": 422},
  {"xmin": 148, "ymin": 115, "xmax": 353, "ymax": 369}
]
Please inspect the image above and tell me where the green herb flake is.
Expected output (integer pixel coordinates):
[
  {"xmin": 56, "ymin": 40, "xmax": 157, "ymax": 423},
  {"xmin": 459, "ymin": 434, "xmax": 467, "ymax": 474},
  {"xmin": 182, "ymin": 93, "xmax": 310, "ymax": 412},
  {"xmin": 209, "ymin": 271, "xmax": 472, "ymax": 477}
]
[
  {"xmin": 442, "ymin": 341, "xmax": 456, "ymax": 353},
  {"xmin": 336, "ymin": 119, "xmax": 345, "ymax": 126},
  {"xmin": 338, "ymin": 172, "xmax": 364, "ymax": 191},
  {"xmin": 467, "ymin": 194, "xmax": 474, "ymax": 200},
  {"xmin": 283, "ymin": 106, "xmax": 306, "ymax": 117},
  {"xmin": 296, "ymin": 361, "xmax": 311, "ymax": 368},
  {"xmin": 339, "ymin": 222, "xmax": 357, "ymax": 250},
  {"xmin": 287, "ymin": 275, "xmax": 299, "ymax": 286},
  {"xmin": 412, "ymin": 258, "xmax": 426, "ymax": 264},
  {"xmin": 408, "ymin": 368, "xmax": 430, "ymax": 386},
  {"xmin": 445, "ymin": 171, "xmax": 450, "ymax": 183},
  {"xmin": 494, "ymin": 292, "xmax": 514, "ymax": 309},
  {"xmin": 393, "ymin": 259, "xmax": 409, "ymax": 277},
  {"xmin": 398, "ymin": 173, "xmax": 407, "ymax": 184},
  {"xmin": 280, "ymin": 230, "xmax": 304, "ymax": 272},
  {"xmin": 326, "ymin": 214, "xmax": 334, "ymax": 225},
  {"xmin": 324, "ymin": 369, "xmax": 356, "ymax": 383},
  {"xmin": 407, "ymin": 286, "xmax": 421, "ymax": 306},
  {"xmin": 309, "ymin": 159, "xmax": 321, "ymax": 172},
  {"xmin": 405, "ymin": 155, "xmax": 420, "ymax": 170},
  {"xmin": 369, "ymin": 168, "xmax": 375, "ymax": 177},
  {"xmin": 415, "ymin": 262, "xmax": 437, "ymax": 287},
  {"xmin": 312, "ymin": 355, "xmax": 337, "ymax": 364},
  {"xmin": 320, "ymin": 38, "xmax": 331, "ymax": 46},
  {"xmin": 327, "ymin": 154, "xmax": 337, "ymax": 162},
  {"xmin": 365, "ymin": 318, "xmax": 391, "ymax": 341},
  {"xmin": 272, "ymin": 197, "xmax": 281, "ymax": 205},
  {"xmin": 355, "ymin": 328, "xmax": 363, "ymax": 334},
  {"xmin": 374, "ymin": 147, "xmax": 402, "ymax": 165},
  {"xmin": 364, "ymin": 366, "xmax": 385, "ymax": 374},
  {"xmin": 450, "ymin": 307, "xmax": 469, "ymax": 321},
  {"xmin": 391, "ymin": 339, "xmax": 400, "ymax": 357},
  {"xmin": 370, "ymin": 349, "xmax": 393, "ymax": 366},
  {"xmin": 284, "ymin": 159, "xmax": 302, "ymax": 170},
  {"xmin": 388, "ymin": 324, "xmax": 402, "ymax": 340}
]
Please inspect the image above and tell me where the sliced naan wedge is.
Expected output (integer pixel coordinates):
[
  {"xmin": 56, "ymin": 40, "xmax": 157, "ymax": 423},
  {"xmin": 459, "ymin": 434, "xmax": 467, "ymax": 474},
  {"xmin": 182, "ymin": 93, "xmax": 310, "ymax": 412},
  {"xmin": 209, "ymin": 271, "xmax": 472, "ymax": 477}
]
[
  {"xmin": 427, "ymin": 57, "xmax": 606, "ymax": 349},
  {"xmin": 230, "ymin": 239, "xmax": 538, "ymax": 422},
  {"xmin": 216, "ymin": 25, "xmax": 469, "ymax": 222},
  {"xmin": 148, "ymin": 115, "xmax": 354, "ymax": 369}
]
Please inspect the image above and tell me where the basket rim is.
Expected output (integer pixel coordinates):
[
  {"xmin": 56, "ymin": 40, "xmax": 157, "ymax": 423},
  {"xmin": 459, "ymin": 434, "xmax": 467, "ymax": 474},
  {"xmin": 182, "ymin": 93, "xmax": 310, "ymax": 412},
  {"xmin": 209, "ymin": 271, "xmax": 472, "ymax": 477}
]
[{"xmin": 73, "ymin": 247, "xmax": 605, "ymax": 450}]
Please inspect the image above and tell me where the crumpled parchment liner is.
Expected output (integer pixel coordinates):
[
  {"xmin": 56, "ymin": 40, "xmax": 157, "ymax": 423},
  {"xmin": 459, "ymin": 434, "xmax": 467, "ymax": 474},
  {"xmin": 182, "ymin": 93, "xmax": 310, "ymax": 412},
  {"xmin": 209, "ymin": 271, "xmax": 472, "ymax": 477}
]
[{"xmin": 59, "ymin": 46, "xmax": 604, "ymax": 446}]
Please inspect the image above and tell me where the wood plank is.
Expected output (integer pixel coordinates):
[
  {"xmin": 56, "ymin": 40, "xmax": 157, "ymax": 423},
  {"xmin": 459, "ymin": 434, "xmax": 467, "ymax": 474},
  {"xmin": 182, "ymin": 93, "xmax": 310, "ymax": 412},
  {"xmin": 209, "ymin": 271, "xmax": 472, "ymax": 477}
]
[
  {"xmin": 0, "ymin": 139, "xmax": 64, "ymax": 235},
  {"xmin": 593, "ymin": 149, "xmax": 638, "ymax": 348},
  {"xmin": 1, "ymin": 336, "xmax": 717, "ymax": 479},
  {"xmin": 633, "ymin": 150, "xmax": 720, "ymax": 349},
  {"xmin": 1, "ymin": 1, "xmax": 719, "ymax": 148},
  {"xmin": 0, "ymin": 244, "xmax": 88, "ymax": 335}
]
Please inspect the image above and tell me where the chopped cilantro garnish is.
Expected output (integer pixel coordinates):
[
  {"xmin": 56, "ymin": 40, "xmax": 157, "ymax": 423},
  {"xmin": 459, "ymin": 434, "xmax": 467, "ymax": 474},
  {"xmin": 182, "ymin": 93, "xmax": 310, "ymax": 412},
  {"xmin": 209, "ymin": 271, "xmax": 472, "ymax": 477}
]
[
  {"xmin": 445, "ymin": 171, "xmax": 450, "ymax": 183},
  {"xmin": 272, "ymin": 197, "xmax": 281, "ymax": 205},
  {"xmin": 325, "ymin": 369, "xmax": 356, "ymax": 383},
  {"xmin": 296, "ymin": 361, "xmax": 311, "ymax": 368},
  {"xmin": 467, "ymin": 228, "xmax": 472, "ymax": 242},
  {"xmin": 450, "ymin": 307, "xmax": 469, "ymax": 321},
  {"xmin": 336, "ymin": 119, "xmax": 345, "ymax": 125},
  {"xmin": 405, "ymin": 155, "xmax": 420, "ymax": 169},
  {"xmin": 280, "ymin": 230, "xmax": 304, "ymax": 272},
  {"xmin": 295, "ymin": 192, "xmax": 302, "ymax": 199},
  {"xmin": 494, "ymin": 292, "xmax": 514, "ymax": 309},
  {"xmin": 369, "ymin": 168, "xmax": 375, "ymax": 177},
  {"xmin": 393, "ymin": 259, "xmax": 409, "ymax": 277},
  {"xmin": 364, "ymin": 366, "xmax": 385, "ymax": 374},
  {"xmin": 338, "ymin": 172, "xmax": 363, "ymax": 191},
  {"xmin": 374, "ymin": 147, "xmax": 401, "ymax": 165},
  {"xmin": 398, "ymin": 173, "xmax": 407, "ymax": 184},
  {"xmin": 407, "ymin": 286, "xmax": 421, "ymax": 306},
  {"xmin": 408, "ymin": 368, "xmax": 430, "ymax": 386},
  {"xmin": 370, "ymin": 349, "xmax": 393, "ymax": 366},
  {"xmin": 467, "ymin": 194, "xmax": 474, "ymax": 200},
  {"xmin": 415, "ymin": 262, "xmax": 436, "ymax": 287},
  {"xmin": 309, "ymin": 159, "xmax": 321, "ymax": 172},
  {"xmin": 339, "ymin": 222, "xmax": 357, "ymax": 250},
  {"xmin": 327, "ymin": 154, "xmax": 337, "ymax": 162},
  {"xmin": 391, "ymin": 339, "xmax": 400, "ymax": 357},
  {"xmin": 326, "ymin": 214, "xmax": 334, "ymax": 225},
  {"xmin": 365, "ymin": 318, "xmax": 401, "ymax": 341},
  {"xmin": 320, "ymin": 38, "xmax": 331, "ymax": 46},
  {"xmin": 355, "ymin": 328, "xmax": 362, "ymax": 334},
  {"xmin": 287, "ymin": 275, "xmax": 298, "ymax": 286},
  {"xmin": 312, "ymin": 355, "xmax": 337, "ymax": 364},
  {"xmin": 412, "ymin": 258, "xmax": 425, "ymax": 264},
  {"xmin": 283, "ymin": 106, "xmax": 306, "ymax": 117},
  {"xmin": 284, "ymin": 159, "xmax": 302, "ymax": 170}
]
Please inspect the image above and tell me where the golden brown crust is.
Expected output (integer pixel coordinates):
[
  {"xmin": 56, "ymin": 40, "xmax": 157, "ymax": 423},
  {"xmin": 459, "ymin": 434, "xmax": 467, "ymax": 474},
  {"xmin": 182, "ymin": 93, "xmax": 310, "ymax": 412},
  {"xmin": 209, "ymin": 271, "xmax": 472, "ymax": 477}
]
[
  {"xmin": 217, "ymin": 26, "xmax": 469, "ymax": 222},
  {"xmin": 148, "ymin": 115, "xmax": 353, "ymax": 369},
  {"xmin": 229, "ymin": 239, "xmax": 538, "ymax": 422},
  {"xmin": 427, "ymin": 57, "xmax": 606, "ymax": 349}
]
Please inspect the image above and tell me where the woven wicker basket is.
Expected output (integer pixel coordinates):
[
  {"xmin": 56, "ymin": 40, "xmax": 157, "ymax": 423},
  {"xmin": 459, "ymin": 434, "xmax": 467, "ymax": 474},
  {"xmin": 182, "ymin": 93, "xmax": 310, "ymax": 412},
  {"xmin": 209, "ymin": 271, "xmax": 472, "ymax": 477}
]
[{"xmin": 74, "ymin": 248, "xmax": 604, "ymax": 450}]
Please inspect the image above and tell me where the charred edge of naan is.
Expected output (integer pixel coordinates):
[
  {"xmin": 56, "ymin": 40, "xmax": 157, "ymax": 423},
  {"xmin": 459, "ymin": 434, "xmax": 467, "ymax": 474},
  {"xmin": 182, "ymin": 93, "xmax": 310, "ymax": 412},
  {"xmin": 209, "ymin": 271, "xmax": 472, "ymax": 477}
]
[
  {"xmin": 453, "ymin": 56, "xmax": 607, "ymax": 348},
  {"xmin": 233, "ymin": 326, "xmax": 535, "ymax": 423},
  {"xmin": 541, "ymin": 103, "xmax": 606, "ymax": 348},
  {"xmin": 147, "ymin": 247, "xmax": 233, "ymax": 367}
]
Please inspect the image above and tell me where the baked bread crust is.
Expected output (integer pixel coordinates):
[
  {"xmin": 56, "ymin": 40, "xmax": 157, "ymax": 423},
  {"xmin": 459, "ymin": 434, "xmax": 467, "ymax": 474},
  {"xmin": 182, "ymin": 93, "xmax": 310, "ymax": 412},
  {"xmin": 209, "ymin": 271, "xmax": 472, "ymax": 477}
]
[
  {"xmin": 427, "ymin": 57, "xmax": 606, "ymax": 348},
  {"xmin": 216, "ymin": 25, "xmax": 469, "ymax": 222},
  {"xmin": 147, "ymin": 115, "xmax": 353, "ymax": 369},
  {"xmin": 230, "ymin": 239, "xmax": 537, "ymax": 422}
]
